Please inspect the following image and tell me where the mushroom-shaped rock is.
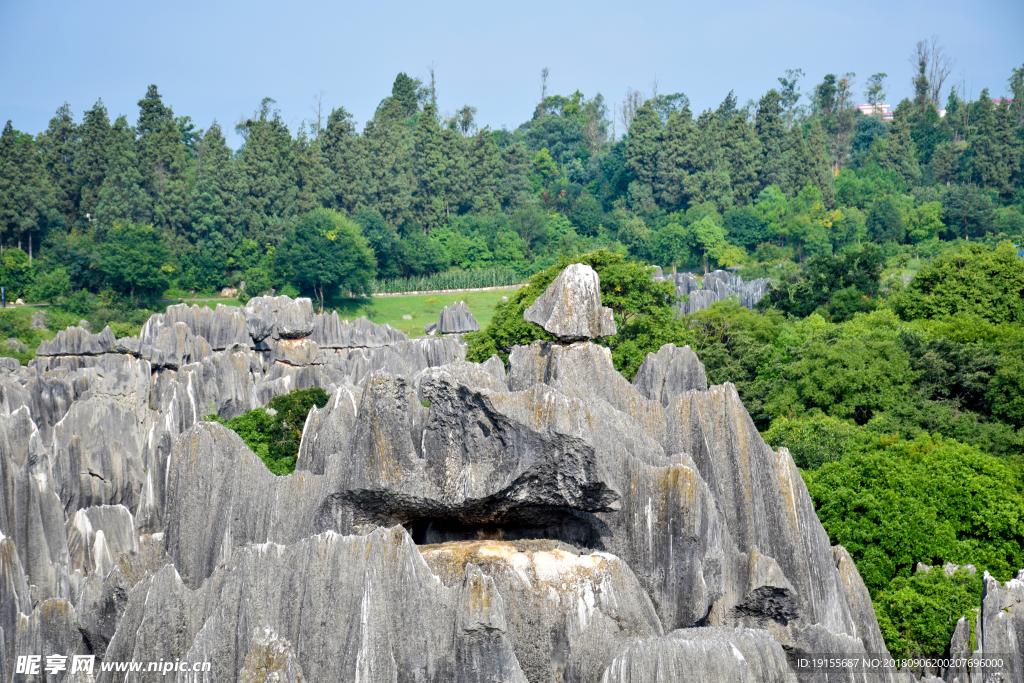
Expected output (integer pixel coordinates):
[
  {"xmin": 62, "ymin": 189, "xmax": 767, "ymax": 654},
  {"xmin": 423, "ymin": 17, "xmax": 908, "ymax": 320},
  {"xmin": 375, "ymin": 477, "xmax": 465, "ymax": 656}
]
[
  {"xmin": 524, "ymin": 263, "xmax": 616, "ymax": 341},
  {"xmin": 437, "ymin": 301, "xmax": 480, "ymax": 334}
]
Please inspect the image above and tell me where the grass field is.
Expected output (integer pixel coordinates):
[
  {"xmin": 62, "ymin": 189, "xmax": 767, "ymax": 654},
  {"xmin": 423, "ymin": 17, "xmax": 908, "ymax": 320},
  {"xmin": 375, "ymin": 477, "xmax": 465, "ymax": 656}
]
[{"xmin": 182, "ymin": 287, "xmax": 519, "ymax": 338}]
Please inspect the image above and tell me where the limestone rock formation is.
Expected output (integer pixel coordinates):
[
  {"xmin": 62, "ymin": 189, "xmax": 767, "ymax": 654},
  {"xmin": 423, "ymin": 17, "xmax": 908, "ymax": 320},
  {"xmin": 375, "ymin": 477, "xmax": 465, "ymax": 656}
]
[
  {"xmin": 437, "ymin": 301, "xmax": 480, "ymax": 334},
  {"xmin": 655, "ymin": 269, "xmax": 770, "ymax": 315},
  {"xmin": 0, "ymin": 265, "xmax": 929, "ymax": 683},
  {"xmin": 524, "ymin": 263, "xmax": 616, "ymax": 340}
]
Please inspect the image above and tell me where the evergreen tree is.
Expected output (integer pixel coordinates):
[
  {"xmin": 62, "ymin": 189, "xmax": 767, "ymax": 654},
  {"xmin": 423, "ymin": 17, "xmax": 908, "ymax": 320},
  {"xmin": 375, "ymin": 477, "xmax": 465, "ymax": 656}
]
[
  {"xmin": 95, "ymin": 116, "xmax": 149, "ymax": 227},
  {"xmin": 441, "ymin": 126, "xmax": 470, "ymax": 216},
  {"xmin": 293, "ymin": 124, "xmax": 332, "ymax": 214},
  {"xmin": 684, "ymin": 111, "xmax": 733, "ymax": 211},
  {"xmin": 0, "ymin": 121, "xmax": 55, "ymax": 255},
  {"xmin": 805, "ymin": 121, "xmax": 836, "ymax": 207},
  {"xmin": 654, "ymin": 108, "xmax": 692, "ymax": 211},
  {"xmin": 623, "ymin": 102, "xmax": 662, "ymax": 200},
  {"xmin": 136, "ymin": 85, "xmax": 189, "ymax": 239},
  {"xmin": 391, "ymin": 73, "xmax": 420, "ymax": 118},
  {"xmin": 755, "ymin": 89, "xmax": 787, "ymax": 191},
  {"xmin": 497, "ymin": 143, "xmax": 532, "ymax": 211},
  {"xmin": 781, "ymin": 124, "xmax": 808, "ymax": 196},
  {"xmin": 38, "ymin": 102, "xmax": 79, "ymax": 225},
  {"xmin": 188, "ymin": 121, "xmax": 244, "ymax": 289},
  {"xmin": 466, "ymin": 131, "xmax": 502, "ymax": 214},
  {"xmin": 362, "ymin": 106, "xmax": 413, "ymax": 224},
  {"xmin": 930, "ymin": 142, "xmax": 962, "ymax": 186},
  {"xmin": 321, "ymin": 107, "xmax": 365, "ymax": 213},
  {"xmin": 413, "ymin": 103, "xmax": 447, "ymax": 232},
  {"xmin": 237, "ymin": 99, "xmax": 298, "ymax": 244},
  {"xmin": 721, "ymin": 113, "xmax": 761, "ymax": 206},
  {"xmin": 74, "ymin": 100, "xmax": 111, "ymax": 222},
  {"xmin": 879, "ymin": 108, "xmax": 921, "ymax": 187},
  {"xmin": 968, "ymin": 91, "xmax": 1019, "ymax": 195}
]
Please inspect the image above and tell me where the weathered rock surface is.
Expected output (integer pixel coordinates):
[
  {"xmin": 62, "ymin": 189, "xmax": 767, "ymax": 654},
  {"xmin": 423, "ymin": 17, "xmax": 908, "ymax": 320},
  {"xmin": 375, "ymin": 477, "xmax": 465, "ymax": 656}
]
[
  {"xmin": 2, "ymin": 339, "xmax": 27, "ymax": 353},
  {"xmin": 30, "ymin": 311, "xmax": 46, "ymax": 330},
  {"xmin": 310, "ymin": 312, "xmax": 406, "ymax": 348},
  {"xmin": 601, "ymin": 627, "xmax": 796, "ymax": 683},
  {"xmin": 422, "ymin": 539, "xmax": 661, "ymax": 683},
  {"xmin": 36, "ymin": 326, "xmax": 116, "ymax": 356},
  {"xmin": 141, "ymin": 303, "xmax": 251, "ymax": 350},
  {"xmin": 655, "ymin": 269, "xmax": 771, "ymax": 315},
  {"xmin": 0, "ymin": 264, "xmax": 917, "ymax": 683},
  {"xmin": 104, "ymin": 527, "xmax": 528, "ymax": 683},
  {"xmin": 631, "ymin": 343, "xmax": 707, "ymax": 404},
  {"xmin": 525, "ymin": 263, "xmax": 616, "ymax": 340},
  {"xmin": 437, "ymin": 301, "xmax": 480, "ymax": 334}
]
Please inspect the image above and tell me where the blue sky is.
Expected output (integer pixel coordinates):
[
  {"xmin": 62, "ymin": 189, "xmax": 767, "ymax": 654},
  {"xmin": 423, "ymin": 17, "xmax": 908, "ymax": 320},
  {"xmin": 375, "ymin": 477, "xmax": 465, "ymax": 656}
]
[{"xmin": 1, "ymin": 0, "xmax": 1021, "ymax": 149}]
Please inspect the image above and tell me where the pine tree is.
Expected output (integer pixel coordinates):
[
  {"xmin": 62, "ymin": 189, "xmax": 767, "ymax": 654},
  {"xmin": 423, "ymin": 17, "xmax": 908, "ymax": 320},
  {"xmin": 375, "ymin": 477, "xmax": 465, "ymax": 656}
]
[
  {"xmin": 392, "ymin": 73, "xmax": 420, "ymax": 118},
  {"xmin": 74, "ymin": 100, "xmax": 111, "ymax": 223},
  {"xmin": 654, "ymin": 108, "xmax": 692, "ymax": 211},
  {"xmin": 95, "ymin": 116, "xmax": 149, "ymax": 227},
  {"xmin": 135, "ymin": 85, "xmax": 189, "ymax": 239},
  {"xmin": 930, "ymin": 141, "xmax": 962, "ymax": 185},
  {"xmin": 188, "ymin": 121, "xmax": 244, "ymax": 288},
  {"xmin": 721, "ymin": 114, "xmax": 762, "ymax": 206},
  {"xmin": 804, "ymin": 121, "xmax": 836, "ymax": 207},
  {"xmin": 755, "ymin": 89, "xmax": 787, "ymax": 191},
  {"xmin": 781, "ymin": 124, "xmax": 808, "ymax": 195},
  {"xmin": 38, "ymin": 103, "xmax": 79, "ymax": 225},
  {"xmin": 294, "ymin": 124, "xmax": 332, "ymax": 215},
  {"xmin": 321, "ymin": 107, "xmax": 365, "ymax": 213},
  {"xmin": 362, "ymin": 107, "xmax": 413, "ymax": 225},
  {"xmin": 879, "ymin": 108, "xmax": 921, "ymax": 187},
  {"xmin": 466, "ymin": 131, "xmax": 502, "ymax": 214},
  {"xmin": 623, "ymin": 102, "xmax": 662, "ymax": 199},
  {"xmin": 498, "ymin": 144, "xmax": 532, "ymax": 211},
  {"xmin": 440, "ymin": 127, "xmax": 470, "ymax": 216},
  {"xmin": 237, "ymin": 100, "xmax": 298, "ymax": 244},
  {"xmin": 0, "ymin": 121, "xmax": 55, "ymax": 255},
  {"xmin": 413, "ymin": 103, "xmax": 447, "ymax": 232},
  {"xmin": 968, "ymin": 91, "xmax": 1019, "ymax": 195},
  {"xmin": 683, "ymin": 111, "xmax": 733, "ymax": 211}
]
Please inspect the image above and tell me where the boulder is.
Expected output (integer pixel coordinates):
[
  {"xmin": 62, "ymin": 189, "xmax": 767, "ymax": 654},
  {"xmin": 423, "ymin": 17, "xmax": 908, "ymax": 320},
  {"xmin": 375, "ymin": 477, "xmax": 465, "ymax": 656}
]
[
  {"xmin": 30, "ymin": 311, "xmax": 46, "ymax": 330},
  {"xmin": 1, "ymin": 339, "xmax": 26, "ymax": 353},
  {"xmin": 524, "ymin": 264, "xmax": 616, "ymax": 340},
  {"xmin": 437, "ymin": 301, "xmax": 480, "ymax": 334}
]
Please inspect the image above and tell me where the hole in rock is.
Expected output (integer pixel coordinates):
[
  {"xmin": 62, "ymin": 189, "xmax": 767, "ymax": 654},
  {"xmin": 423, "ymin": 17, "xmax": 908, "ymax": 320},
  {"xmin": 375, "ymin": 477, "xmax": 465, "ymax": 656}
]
[{"xmin": 401, "ymin": 507, "xmax": 608, "ymax": 549}]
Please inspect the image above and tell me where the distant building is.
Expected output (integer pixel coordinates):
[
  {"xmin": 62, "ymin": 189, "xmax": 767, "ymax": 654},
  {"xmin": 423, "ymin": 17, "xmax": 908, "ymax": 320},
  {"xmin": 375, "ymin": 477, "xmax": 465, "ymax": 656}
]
[{"xmin": 855, "ymin": 103, "xmax": 893, "ymax": 120}]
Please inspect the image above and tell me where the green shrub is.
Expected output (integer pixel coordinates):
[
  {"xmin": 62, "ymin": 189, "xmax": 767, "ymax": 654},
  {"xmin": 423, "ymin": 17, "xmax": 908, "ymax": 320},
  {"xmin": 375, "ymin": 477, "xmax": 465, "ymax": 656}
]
[
  {"xmin": 804, "ymin": 433, "xmax": 1024, "ymax": 597},
  {"xmin": 874, "ymin": 567, "xmax": 983, "ymax": 659},
  {"xmin": 207, "ymin": 387, "xmax": 330, "ymax": 475},
  {"xmin": 764, "ymin": 414, "xmax": 862, "ymax": 469}
]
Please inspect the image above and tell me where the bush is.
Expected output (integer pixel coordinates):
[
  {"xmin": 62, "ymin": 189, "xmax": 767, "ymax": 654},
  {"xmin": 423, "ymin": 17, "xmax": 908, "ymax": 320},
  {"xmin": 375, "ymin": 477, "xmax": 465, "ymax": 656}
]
[
  {"xmin": 803, "ymin": 433, "xmax": 1024, "ymax": 597},
  {"xmin": 874, "ymin": 567, "xmax": 983, "ymax": 659},
  {"xmin": 764, "ymin": 414, "xmax": 862, "ymax": 469},
  {"xmin": 207, "ymin": 387, "xmax": 330, "ymax": 475}
]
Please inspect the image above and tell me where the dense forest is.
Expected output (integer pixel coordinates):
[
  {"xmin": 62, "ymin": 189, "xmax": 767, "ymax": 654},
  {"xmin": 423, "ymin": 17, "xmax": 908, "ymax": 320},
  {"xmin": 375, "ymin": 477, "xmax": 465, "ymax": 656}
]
[{"xmin": 1, "ymin": 49, "xmax": 1023, "ymax": 309}]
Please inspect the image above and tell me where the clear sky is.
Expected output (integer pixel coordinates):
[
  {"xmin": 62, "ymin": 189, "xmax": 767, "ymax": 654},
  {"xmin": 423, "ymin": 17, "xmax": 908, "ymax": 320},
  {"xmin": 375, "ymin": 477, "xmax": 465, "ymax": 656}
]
[{"xmin": 1, "ymin": 0, "xmax": 1021, "ymax": 149}]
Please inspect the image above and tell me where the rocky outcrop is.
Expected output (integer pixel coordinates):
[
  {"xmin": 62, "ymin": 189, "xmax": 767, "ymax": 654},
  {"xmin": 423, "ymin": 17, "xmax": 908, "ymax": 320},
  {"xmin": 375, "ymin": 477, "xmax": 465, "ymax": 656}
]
[
  {"xmin": 525, "ymin": 263, "xmax": 616, "ymax": 340},
  {"xmin": 310, "ymin": 312, "xmax": 406, "ymax": 348},
  {"xmin": 35, "ymin": 326, "xmax": 116, "ymax": 356},
  {"xmin": 0, "ymin": 267, "xmax": 914, "ymax": 683},
  {"xmin": 655, "ymin": 269, "xmax": 771, "ymax": 315},
  {"xmin": 631, "ymin": 343, "xmax": 707, "ymax": 405},
  {"xmin": 140, "ymin": 303, "xmax": 251, "ymax": 350},
  {"xmin": 437, "ymin": 301, "xmax": 480, "ymax": 334}
]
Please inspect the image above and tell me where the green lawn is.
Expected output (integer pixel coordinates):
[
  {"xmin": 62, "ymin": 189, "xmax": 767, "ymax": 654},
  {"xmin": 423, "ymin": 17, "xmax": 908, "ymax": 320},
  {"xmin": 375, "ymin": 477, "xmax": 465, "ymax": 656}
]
[{"xmin": 183, "ymin": 287, "xmax": 519, "ymax": 338}]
